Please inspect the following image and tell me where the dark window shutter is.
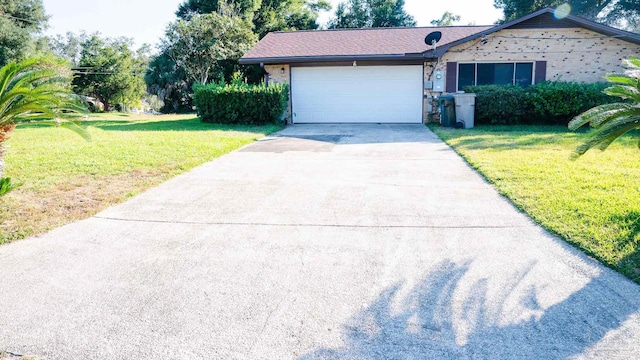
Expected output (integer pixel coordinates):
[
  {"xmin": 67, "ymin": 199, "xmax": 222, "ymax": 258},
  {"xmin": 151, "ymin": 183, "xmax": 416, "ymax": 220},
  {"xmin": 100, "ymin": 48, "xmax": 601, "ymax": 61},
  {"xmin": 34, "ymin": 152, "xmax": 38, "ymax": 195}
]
[
  {"xmin": 534, "ymin": 61, "xmax": 547, "ymax": 84},
  {"xmin": 446, "ymin": 62, "xmax": 457, "ymax": 93}
]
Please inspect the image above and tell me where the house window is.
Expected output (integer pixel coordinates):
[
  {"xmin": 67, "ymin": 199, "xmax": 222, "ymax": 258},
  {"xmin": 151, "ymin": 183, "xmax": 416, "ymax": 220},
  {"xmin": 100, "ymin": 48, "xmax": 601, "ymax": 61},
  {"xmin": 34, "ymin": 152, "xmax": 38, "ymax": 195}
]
[{"xmin": 457, "ymin": 62, "xmax": 534, "ymax": 91}]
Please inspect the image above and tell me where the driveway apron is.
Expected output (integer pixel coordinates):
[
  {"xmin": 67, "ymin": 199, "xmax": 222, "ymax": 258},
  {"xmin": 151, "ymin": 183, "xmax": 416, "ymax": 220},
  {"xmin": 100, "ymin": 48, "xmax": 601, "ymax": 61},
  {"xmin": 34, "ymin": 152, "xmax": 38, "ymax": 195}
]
[{"xmin": 1, "ymin": 124, "xmax": 639, "ymax": 359}]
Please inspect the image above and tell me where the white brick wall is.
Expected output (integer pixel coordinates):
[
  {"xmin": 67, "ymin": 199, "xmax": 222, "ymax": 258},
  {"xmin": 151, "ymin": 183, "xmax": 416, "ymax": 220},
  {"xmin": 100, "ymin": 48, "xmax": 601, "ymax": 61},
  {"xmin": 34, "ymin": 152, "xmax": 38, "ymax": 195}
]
[
  {"xmin": 264, "ymin": 64, "xmax": 291, "ymax": 123},
  {"xmin": 441, "ymin": 27, "xmax": 640, "ymax": 84},
  {"xmin": 421, "ymin": 27, "xmax": 640, "ymax": 122}
]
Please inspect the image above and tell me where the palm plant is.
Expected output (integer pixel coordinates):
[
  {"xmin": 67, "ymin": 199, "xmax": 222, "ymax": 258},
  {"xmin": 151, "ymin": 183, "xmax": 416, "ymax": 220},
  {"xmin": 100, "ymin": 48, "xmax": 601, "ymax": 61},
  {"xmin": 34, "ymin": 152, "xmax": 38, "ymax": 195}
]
[
  {"xmin": 0, "ymin": 58, "xmax": 88, "ymax": 193},
  {"xmin": 568, "ymin": 57, "xmax": 640, "ymax": 159}
]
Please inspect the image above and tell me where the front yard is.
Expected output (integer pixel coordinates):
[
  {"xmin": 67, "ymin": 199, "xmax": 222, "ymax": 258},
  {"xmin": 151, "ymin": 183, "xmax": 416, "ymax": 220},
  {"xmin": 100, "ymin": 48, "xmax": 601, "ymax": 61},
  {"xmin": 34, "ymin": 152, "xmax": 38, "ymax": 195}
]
[
  {"xmin": 430, "ymin": 125, "xmax": 640, "ymax": 283},
  {"xmin": 0, "ymin": 114, "xmax": 280, "ymax": 244}
]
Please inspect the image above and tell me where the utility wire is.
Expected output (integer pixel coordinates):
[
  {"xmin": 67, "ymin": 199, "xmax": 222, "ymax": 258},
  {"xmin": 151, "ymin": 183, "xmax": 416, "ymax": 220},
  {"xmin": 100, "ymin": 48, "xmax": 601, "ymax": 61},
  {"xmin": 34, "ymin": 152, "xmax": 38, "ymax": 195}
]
[{"xmin": 0, "ymin": 11, "xmax": 40, "ymax": 24}]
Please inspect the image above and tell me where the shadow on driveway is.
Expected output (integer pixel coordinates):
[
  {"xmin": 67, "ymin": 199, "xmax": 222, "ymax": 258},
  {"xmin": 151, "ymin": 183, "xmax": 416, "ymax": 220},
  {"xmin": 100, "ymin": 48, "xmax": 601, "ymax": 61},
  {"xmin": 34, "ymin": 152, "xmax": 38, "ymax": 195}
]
[{"xmin": 300, "ymin": 260, "xmax": 639, "ymax": 359}]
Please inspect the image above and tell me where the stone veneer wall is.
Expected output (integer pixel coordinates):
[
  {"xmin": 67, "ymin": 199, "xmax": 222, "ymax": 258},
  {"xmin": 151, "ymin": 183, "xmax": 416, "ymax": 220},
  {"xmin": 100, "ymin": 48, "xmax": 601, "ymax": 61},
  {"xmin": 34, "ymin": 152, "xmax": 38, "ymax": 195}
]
[
  {"xmin": 423, "ymin": 61, "xmax": 440, "ymax": 123},
  {"xmin": 264, "ymin": 64, "xmax": 292, "ymax": 123}
]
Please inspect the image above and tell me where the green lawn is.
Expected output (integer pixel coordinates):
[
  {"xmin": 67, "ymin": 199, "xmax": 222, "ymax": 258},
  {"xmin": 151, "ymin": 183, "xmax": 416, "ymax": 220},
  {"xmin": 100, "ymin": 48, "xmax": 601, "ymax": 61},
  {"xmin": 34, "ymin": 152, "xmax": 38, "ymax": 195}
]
[
  {"xmin": 0, "ymin": 114, "xmax": 281, "ymax": 244},
  {"xmin": 429, "ymin": 125, "xmax": 640, "ymax": 283}
]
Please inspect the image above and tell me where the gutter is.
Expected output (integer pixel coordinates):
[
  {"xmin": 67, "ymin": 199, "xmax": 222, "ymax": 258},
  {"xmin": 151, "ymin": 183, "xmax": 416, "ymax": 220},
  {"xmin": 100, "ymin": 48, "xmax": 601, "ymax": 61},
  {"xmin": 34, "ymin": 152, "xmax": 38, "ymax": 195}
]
[{"xmin": 239, "ymin": 53, "xmax": 432, "ymax": 65}]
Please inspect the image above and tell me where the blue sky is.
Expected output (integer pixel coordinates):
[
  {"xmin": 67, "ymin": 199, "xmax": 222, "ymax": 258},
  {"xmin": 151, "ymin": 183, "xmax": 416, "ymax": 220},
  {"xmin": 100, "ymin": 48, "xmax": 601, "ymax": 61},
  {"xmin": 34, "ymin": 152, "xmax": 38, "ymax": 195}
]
[{"xmin": 43, "ymin": 0, "xmax": 503, "ymax": 49}]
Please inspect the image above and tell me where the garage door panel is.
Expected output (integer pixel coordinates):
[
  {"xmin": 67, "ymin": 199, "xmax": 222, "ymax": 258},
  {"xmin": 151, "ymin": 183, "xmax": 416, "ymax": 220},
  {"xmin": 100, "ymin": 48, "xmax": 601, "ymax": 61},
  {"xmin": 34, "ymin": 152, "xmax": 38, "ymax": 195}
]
[{"xmin": 291, "ymin": 66, "xmax": 422, "ymax": 124}]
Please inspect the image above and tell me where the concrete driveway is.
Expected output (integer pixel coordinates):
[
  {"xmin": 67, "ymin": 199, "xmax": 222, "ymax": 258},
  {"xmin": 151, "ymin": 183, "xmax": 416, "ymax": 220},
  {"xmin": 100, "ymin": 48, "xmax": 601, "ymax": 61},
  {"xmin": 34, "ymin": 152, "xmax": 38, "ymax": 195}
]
[{"xmin": 1, "ymin": 124, "xmax": 639, "ymax": 359}]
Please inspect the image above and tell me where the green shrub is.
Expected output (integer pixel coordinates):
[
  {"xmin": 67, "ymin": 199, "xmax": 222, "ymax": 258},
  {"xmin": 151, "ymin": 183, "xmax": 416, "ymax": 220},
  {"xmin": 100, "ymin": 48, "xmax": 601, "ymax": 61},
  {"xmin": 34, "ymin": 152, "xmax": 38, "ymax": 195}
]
[
  {"xmin": 529, "ymin": 82, "xmax": 615, "ymax": 124},
  {"xmin": 463, "ymin": 85, "xmax": 530, "ymax": 125},
  {"xmin": 193, "ymin": 82, "xmax": 288, "ymax": 125},
  {"xmin": 464, "ymin": 81, "xmax": 615, "ymax": 125}
]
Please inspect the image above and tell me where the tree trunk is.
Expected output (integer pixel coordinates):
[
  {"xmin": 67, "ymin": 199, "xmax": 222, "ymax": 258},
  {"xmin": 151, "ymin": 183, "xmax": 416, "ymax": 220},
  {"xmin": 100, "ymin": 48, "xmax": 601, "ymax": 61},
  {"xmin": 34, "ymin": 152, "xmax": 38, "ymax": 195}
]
[
  {"xmin": 0, "ymin": 124, "xmax": 16, "ymax": 180},
  {"xmin": 0, "ymin": 141, "xmax": 4, "ymax": 180}
]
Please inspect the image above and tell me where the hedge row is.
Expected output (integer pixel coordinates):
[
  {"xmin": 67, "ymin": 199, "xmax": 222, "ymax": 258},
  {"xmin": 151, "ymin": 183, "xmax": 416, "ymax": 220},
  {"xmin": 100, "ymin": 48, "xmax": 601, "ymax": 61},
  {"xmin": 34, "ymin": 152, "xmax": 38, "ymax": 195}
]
[
  {"xmin": 464, "ymin": 82, "xmax": 616, "ymax": 125},
  {"xmin": 193, "ymin": 82, "xmax": 288, "ymax": 125}
]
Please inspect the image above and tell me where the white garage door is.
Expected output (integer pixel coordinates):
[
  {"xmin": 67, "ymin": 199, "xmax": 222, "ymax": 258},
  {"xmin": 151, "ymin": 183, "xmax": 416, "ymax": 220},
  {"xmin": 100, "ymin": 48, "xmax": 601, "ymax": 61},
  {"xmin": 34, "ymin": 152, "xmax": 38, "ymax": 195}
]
[{"xmin": 291, "ymin": 66, "xmax": 423, "ymax": 124}]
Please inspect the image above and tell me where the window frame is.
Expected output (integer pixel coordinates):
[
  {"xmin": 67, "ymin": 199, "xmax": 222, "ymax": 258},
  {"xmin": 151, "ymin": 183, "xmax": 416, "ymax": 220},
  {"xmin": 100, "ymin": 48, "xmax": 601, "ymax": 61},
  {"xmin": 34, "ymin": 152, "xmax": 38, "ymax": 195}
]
[{"xmin": 456, "ymin": 61, "xmax": 536, "ymax": 91}]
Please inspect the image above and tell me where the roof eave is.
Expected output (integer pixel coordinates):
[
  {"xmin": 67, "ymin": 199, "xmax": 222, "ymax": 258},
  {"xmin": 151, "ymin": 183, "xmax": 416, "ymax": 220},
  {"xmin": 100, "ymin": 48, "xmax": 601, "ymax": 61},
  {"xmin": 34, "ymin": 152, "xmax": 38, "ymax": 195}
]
[
  {"xmin": 427, "ymin": 9, "xmax": 555, "ymax": 56},
  {"xmin": 239, "ymin": 53, "xmax": 429, "ymax": 65},
  {"xmin": 432, "ymin": 7, "xmax": 640, "ymax": 54},
  {"xmin": 563, "ymin": 13, "xmax": 640, "ymax": 44}
]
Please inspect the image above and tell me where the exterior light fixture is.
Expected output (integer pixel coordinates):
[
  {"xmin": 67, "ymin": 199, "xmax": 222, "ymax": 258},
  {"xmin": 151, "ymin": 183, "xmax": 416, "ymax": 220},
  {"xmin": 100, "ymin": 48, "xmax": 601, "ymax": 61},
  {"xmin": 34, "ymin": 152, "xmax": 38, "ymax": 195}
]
[
  {"xmin": 353, "ymin": 61, "xmax": 357, "ymax": 67},
  {"xmin": 280, "ymin": 67, "xmax": 285, "ymax": 74}
]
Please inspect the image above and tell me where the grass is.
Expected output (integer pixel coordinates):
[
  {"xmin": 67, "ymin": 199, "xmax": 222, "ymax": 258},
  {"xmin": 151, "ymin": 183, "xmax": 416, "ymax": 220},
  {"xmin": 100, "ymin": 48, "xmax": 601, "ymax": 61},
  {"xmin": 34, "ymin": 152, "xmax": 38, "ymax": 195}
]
[
  {"xmin": 0, "ymin": 113, "xmax": 281, "ymax": 244},
  {"xmin": 429, "ymin": 124, "xmax": 640, "ymax": 283}
]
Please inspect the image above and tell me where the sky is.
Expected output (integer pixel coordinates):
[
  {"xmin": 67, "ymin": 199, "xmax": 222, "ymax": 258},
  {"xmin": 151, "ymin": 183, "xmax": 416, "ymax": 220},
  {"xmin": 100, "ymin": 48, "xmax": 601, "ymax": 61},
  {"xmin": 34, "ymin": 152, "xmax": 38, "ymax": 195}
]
[{"xmin": 43, "ymin": 0, "xmax": 504, "ymax": 49}]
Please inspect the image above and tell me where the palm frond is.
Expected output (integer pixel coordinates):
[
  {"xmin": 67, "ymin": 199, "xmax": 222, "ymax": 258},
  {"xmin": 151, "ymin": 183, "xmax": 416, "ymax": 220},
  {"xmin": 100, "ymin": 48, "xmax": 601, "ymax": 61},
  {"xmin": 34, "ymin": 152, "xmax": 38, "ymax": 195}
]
[
  {"xmin": 0, "ymin": 59, "xmax": 89, "ymax": 140},
  {"xmin": 570, "ymin": 57, "xmax": 640, "ymax": 159},
  {"xmin": 590, "ymin": 107, "xmax": 640, "ymax": 128},
  {"xmin": 568, "ymin": 103, "xmax": 631, "ymax": 130},
  {"xmin": 0, "ymin": 177, "xmax": 21, "ymax": 197},
  {"xmin": 604, "ymin": 85, "xmax": 640, "ymax": 102},
  {"xmin": 571, "ymin": 119, "xmax": 640, "ymax": 159},
  {"xmin": 605, "ymin": 75, "xmax": 638, "ymax": 87},
  {"xmin": 593, "ymin": 116, "xmax": 640, "ymax": 149},
  {"xmin": 622, "ymin": 57, "xmax": 640, "ymax": 69}
]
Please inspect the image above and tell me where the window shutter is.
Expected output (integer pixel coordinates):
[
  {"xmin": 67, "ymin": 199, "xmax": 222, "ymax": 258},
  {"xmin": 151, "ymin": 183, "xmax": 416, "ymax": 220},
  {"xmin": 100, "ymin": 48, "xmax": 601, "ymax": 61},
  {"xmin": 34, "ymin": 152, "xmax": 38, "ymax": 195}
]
[
  {"xmin": 446, "ymin": 62, "xmax": 457, "ymax": 93},
  {"xmin": 535, "ymin": 61, "xmax": 547, "ymax": 84}
]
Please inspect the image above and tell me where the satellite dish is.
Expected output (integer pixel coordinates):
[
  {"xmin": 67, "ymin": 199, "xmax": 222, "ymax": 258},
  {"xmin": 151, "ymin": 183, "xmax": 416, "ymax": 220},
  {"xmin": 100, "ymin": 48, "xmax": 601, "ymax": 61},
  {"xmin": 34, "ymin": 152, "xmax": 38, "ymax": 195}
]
[{"xmin": 425, "ymin": 31, "xmax": 442, "ymax": 47}]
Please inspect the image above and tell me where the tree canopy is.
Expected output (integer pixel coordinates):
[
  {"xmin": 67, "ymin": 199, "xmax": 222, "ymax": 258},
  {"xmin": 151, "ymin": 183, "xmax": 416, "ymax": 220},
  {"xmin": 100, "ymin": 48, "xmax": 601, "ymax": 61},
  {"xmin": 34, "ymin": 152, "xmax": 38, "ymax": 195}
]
[
  {"xmin": 72, "ymin": 35, "xmax": 147, "ymax": 111},
  {"xmin": 430, "ymin": 11, "xmax": 461, "ymax": 26},
  {"xmin": 0, "ymin": 0, "xmax": 48, "ymax": 66},
  {"xmin": 161, "ymin": 11, "xmax": 257, "ymax": 85},
  {"xmin": 176, "ymin": 0, "xmax": 331, "ymax": 38},
  {"xmin": 328, "ymin": 0, "xmax": 416, "ymax": 29},
  {"xmin": 145, "ymin": 50, "xmax": 192, "ymax": 113},
  {"xmin": 48, "ymin": 32, "xmax": 88, "ymax": 66},
  {"xmin": 494, "ymin": 0, "xmax": 640, "ymax": 30}
]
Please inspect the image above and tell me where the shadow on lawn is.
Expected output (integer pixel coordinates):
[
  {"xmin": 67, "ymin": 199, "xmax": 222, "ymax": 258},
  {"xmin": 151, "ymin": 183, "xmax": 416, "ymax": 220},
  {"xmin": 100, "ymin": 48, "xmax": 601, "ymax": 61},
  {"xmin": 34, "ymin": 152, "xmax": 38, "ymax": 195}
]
[
  {"xmin": 90, "ymin": 119, "xmax": 267, "ymax": 132},
  {"xmin": 300, "ymin": 260, "xmax": 640, "ymax": 359},
  {"xmin": 433, "ymin": 126, "xmax": 640, "ymax": 152},
  {"xmin": 19, "ymin": 119, "xmax": 276, "ymax": 134},
  {"xmin": 439, "ymin": 132, "xmax": 578, "ymax": 151},
  {"xmin": 612, "ymin": 211, "xmax": 640, "ymax": 282}
]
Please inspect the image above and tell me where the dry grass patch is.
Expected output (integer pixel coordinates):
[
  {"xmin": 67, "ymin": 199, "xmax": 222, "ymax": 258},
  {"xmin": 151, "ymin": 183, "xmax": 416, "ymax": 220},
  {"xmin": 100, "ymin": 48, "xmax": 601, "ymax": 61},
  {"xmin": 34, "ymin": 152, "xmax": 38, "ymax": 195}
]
[
  {"xmin": 0, "ymin": 114, "xmax": 280, "ymax": 244},
  {"xmin": 0, "ymin": 171, "xmax": 160, "ymax": 239}
]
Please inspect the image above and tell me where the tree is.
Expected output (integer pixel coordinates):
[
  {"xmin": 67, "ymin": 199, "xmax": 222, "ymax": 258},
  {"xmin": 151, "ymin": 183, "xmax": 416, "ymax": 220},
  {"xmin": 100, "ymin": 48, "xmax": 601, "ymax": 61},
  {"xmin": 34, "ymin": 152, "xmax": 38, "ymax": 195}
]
[
  {"xmin": 161, "ymin": 11, "xmax": 257, "ymax": 85},
  {"xmin": 328, "ymin": 0, "xmax": 416, "ymax": 29},
  {"xmin": 148, "ymin": 0, "xmax": 330, "ymax": 113},
  {"xmin": 0, "ymin": 57, "xmax": 87, "ymax": 193},
  {"xmin": 72, "ymin": 35, "xmax": 147, "ymax": 111},
  {"xmin": 568, "ymin": 57, "xmax": 640, "ymax": 159},
  {"xmin": 48, "ymin": 32, "xmax": 89, "ymax": 66},
  {"xmin": 493, "ymin": 0, "xmax": 640, "ymax": 29},
  {"xmin": 253, "ymin": 0, "xmax": 331, "ymax": 38},
  {"xmin": 430, "ymin": 11, "xmax": 461, "ymax": 26},
  {"xmin": 145, "ymin": 50, "xmax": 193, "ymax": 113},
  {"xmin": 176, "ymin": 0, "xmax": 258, "ymax": 20},
  {"xmin": 328, "ymin": 0, "xmax": 370, "ymax": 28},
  {"xmin": 369, "ymin": 0, "xmax": 415, "ymax": 27},
  {"xmin": 0, "ymin": 0, "xmax": 49, "ymax": 66},
  {"xmin": 176, "ymin": 0, "xmax": 331, "ymax": 39}
]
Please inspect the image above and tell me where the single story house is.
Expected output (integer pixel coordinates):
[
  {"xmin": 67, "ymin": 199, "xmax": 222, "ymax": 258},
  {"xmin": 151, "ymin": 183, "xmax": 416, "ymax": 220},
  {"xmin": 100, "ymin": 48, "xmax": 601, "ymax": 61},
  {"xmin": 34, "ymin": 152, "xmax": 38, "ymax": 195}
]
[{"xmin": 239, "ymin": 8, "xmax": 640, "ymax": 124}]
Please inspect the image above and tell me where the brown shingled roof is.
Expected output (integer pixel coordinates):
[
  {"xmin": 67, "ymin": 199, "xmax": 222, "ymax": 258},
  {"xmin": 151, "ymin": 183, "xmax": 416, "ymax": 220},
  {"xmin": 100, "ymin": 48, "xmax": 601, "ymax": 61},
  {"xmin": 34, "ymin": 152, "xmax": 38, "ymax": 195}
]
[{"xmin": 240, "ymin": 26, "xmax": 491, "ymax": 64}]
